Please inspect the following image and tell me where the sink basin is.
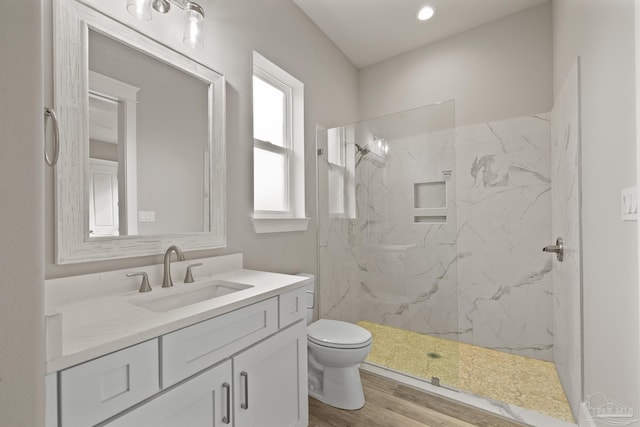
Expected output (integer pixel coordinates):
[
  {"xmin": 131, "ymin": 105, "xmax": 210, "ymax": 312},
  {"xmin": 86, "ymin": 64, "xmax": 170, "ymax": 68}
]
[{"xmin": 130, "ymin": 280, "xmax": 253, "ymax": 312}]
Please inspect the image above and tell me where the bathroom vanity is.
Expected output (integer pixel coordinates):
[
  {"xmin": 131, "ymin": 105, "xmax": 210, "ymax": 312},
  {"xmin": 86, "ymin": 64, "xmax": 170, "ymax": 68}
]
[{"xmin": 45, "ymin": 254, "xmax": 310, "ymax": 427}]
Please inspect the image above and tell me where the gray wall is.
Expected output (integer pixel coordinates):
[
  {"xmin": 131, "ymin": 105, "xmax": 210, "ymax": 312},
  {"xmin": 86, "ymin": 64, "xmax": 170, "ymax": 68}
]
[
  {"xmin": 553, "ymin": 0, "xmax": 640, "ymax": 415},
  {"xmin": 358, "ymin": 2, "xmax": 553, "ymax": 126},
  {"xmin": 0, "ymin": 1, "xmax": 45, "ymax": 426},
  {"xmin": 44, "ymin": 0, "xmax": 360, "ymax": 278}
]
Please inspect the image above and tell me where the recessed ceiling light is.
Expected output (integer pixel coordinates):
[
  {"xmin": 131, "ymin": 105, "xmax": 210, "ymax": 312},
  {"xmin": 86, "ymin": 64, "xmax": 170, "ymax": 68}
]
[{"xmin": 416, "ymin": 6, "xmax": 435, "ymax": 21}]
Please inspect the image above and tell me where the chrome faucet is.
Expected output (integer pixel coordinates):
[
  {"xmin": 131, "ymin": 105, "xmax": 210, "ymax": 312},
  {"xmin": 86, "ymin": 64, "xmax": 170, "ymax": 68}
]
[{"xmin": 162, "ymin": 245, "xmax": 186, "ymax": 288}]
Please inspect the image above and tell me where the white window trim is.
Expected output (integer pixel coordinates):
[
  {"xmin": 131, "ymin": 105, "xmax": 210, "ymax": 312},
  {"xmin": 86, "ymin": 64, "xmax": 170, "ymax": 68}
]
[{"xmin": 251, "ymin": 51, "xmax": 309, "ymax": 233}]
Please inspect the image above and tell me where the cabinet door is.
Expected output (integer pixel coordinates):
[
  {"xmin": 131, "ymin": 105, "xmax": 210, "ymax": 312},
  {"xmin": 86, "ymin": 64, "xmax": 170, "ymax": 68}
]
[
  {"xmin": 105, "ymin": 360, "xmax": 232, "ymax": 427},
  {"xmin": 233, "ymin": 320, "xmax": 308, "ymax": 427}
]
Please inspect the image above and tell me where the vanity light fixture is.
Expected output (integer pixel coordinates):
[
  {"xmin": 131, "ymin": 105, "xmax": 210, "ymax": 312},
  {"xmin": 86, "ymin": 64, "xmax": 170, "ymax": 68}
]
[
  {"xmin": 151, "ymin": 0, "xmax": 171, "ymax": 14},
  {"xmin": 127, "ymin": 0, "xmax": 152, "ymax": 21},
  {"xmin": 416, "ymin": 5, "xmax": 435, "ymax": 21},
  {"xmin": 374, "ymin": 136, "xmax": 389, "ymax": 155},
  {"xmin": 127, "ymin": 0, "xmax": 205, "ymax": 48},
  {"xmin": 183, "ymin": 2, "xmax": 205, "ymax": 49}
]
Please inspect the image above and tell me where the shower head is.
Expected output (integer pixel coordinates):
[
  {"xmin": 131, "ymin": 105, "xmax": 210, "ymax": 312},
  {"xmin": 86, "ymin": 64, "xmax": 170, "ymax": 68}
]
[
  {"xmin": 355, "ymin": 139, "xmax": 388, "ymax": 168},
  {"xmin": 355, "ymin": 143, "xmax": 371, "ymax": 168},
  {"xmin": 355, "ymin": 143, "xmax": 370, "ymax": 156}
]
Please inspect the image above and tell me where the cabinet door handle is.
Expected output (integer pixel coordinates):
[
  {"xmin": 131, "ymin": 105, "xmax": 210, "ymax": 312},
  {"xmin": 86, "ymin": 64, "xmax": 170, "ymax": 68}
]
[
  {"xmin": 222, "ymin": 382, "xmax": 231, "ymax": 424},
  {"xmin": 240, "ymin": 371, "xmax": 249, "ymax": 410}
]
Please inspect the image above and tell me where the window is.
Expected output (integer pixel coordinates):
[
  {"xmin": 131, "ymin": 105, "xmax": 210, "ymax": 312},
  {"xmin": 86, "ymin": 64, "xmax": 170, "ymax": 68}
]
[
  {"xmin": 327, "ymin": 127, "xmax": 345, "ymax": 215},
  {"xmin": 327, "ymin": 126, "xmax": 356, "ymax": 219},
  {"xmin": 251, "ymin": 52, "xmax": 309, "ymax": 233},
  {"xmin": 253, "ymin": 73, "xmax": 290, "ymax": 213}
]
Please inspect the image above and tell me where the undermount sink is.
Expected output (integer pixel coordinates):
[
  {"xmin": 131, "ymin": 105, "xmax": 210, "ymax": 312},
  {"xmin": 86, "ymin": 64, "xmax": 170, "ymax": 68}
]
[{"xmin": 129, "ymin": 280, "xmax": 253, "ymax": 312}]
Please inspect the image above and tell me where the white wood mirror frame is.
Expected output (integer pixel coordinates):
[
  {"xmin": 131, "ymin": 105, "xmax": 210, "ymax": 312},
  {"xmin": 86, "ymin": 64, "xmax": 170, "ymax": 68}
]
[{"xmin": 54, "ymin": 0, "xmax": 226, "ymax": 264}]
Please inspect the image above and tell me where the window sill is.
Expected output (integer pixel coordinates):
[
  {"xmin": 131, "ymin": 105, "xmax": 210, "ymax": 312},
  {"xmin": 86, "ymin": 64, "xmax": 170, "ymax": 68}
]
[{"xmin": 250, "ymin": 216, "xmax": 311, "ymax": 234}]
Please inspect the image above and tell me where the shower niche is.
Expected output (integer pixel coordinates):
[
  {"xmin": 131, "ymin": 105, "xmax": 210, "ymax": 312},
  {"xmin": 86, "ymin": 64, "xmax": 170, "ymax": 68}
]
[{"xmin": 413, "ymin": 180, "xmax": 448, "ymax": 224}]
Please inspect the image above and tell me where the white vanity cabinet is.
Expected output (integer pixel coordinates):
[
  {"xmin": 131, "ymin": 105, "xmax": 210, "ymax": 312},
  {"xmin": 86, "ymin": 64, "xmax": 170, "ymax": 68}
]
[
  {"xmin": 102, "ymin": 321, "xmax": 307, "ymax": 427},
  {"xmin": 48, "ymin": 288, "xmax": 309, "ymax": 427},
  {"xmin": 233, "ymin": 320, "xmax": 308, "ymax": 427}
]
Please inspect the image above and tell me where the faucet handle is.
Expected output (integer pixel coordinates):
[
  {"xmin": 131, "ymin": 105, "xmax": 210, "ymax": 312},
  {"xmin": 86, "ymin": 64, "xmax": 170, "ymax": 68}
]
[
  {"xmin": 126, "ymin": 272, "xmax": 152, "ymax": 293},
  {"xmin": 184, "ymin": 263, "xmax": 203, "ymax": 283}
]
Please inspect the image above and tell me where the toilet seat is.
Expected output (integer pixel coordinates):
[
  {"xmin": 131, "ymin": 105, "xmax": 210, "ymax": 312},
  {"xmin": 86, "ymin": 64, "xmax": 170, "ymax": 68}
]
[{"xmin": 307, "ymin": 319, "xmax": 372, "ymax": 349}]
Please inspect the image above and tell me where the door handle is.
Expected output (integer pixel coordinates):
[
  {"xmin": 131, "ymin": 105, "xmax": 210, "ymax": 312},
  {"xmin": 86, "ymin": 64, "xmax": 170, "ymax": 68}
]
[
  {"xmin": 543, "ymin": 237, "xmax": 564, "ymax": 262},
  {"xmin": 222, "ymin": 382, "xmax": 231, "ymax": 424},
  {"xmin": 240, "ymin": 371, "xmax": 249, "ymax": 410}
]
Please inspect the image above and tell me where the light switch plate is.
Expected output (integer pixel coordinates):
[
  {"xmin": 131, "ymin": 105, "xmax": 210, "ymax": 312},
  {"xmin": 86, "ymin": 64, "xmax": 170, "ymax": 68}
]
[
  {"xmin": 621, "ymin": 187, "xmax": 638, "ymax": 221},
  {"xmin": 138, "ymin": 211, "xmax": 156, "ymax": 222}
]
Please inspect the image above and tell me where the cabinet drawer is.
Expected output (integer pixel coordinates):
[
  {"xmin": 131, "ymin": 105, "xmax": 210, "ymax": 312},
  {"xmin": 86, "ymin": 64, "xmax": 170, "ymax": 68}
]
[
  {"xmin": 59, "ymin": 339, "xmax": 159, "ymax": 427},
  {"xmin": 161, "ymin": 298, "xmax": 278, "ymax": 387},
  {"xmin": 279, "ymin": 286, "xmax": 308, "ymax": 328}
]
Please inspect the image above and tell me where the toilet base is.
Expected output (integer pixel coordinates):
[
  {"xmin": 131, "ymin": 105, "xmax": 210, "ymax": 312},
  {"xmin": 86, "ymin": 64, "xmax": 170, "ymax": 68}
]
[{"xmin": 308, "ymin": 365, "xmax": 365, "ymax": 410}]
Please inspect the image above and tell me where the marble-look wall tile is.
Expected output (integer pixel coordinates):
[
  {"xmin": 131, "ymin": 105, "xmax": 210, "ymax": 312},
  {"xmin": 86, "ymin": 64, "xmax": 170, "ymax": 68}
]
[
  {"xmin": 551, "ymin": 61, "xmax": 582, "ymax": 417},
  {"xmin": 356, "ymin": 127, "xmax": 460, "ymax": 342},
  {"xmin": 456, "ymin": 113, "xmax": 553, "ymax": 361},
  {"xmin": 317, "ymin": 129, "xmax": 362, "ymax": 324},
  {"xmin": 318, "ymin": 111, "xmax": 555, "ymax": 368}
]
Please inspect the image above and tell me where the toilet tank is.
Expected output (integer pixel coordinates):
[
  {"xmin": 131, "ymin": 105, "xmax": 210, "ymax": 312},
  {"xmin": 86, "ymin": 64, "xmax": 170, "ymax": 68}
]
[{"xmin": 297, "ymin": 273, "xmax": 315, "ymax": 324}]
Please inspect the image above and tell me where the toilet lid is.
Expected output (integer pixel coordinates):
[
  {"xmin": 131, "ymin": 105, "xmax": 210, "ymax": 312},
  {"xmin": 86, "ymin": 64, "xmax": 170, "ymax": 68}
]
[{"xmin": 307, "ymin": 319, "xmax": 372, "ymax": 349}]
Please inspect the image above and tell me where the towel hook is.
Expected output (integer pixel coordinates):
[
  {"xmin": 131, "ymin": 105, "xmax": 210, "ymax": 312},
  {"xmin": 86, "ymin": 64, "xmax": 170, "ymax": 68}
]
[{"xmin": 44, "ymin": 107, "xmax": 60, "ymax": 166}]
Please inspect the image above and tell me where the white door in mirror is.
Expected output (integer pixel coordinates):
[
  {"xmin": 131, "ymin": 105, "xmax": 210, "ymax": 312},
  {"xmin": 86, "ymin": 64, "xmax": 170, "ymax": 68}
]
[{"xmin": 89, "ymin": 159, "xmax": 119, "ymax": 237}]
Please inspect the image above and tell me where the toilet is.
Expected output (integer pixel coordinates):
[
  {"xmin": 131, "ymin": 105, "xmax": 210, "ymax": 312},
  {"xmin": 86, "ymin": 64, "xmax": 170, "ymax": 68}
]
[{"xmin": 301, "ymin": 274, "xmax": 373, "ymax": 410}]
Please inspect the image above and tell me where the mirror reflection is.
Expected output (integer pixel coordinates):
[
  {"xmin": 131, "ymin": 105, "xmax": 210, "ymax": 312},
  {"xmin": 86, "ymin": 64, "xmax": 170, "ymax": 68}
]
[{"xmin": 88, "ymin": 29, "xmax": 210, "ymax": 238}]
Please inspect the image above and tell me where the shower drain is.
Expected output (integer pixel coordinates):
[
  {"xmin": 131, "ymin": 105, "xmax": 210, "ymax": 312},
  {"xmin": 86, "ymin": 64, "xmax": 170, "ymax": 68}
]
[{"xmin": 427, "ymin": 352, "xmax": 442, "ymax": 359}]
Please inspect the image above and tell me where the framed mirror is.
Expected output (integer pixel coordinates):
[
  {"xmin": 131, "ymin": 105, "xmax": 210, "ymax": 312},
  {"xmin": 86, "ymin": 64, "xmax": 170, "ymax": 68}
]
[{"xmin": 54, "ymin": 0, "xmax": 226, "ymax": 264}]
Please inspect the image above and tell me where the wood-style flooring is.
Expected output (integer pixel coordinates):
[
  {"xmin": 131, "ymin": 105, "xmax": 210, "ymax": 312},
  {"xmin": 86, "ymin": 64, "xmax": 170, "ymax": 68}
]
[{"xmin": 308, "ymin": 371, "xmax": 530, "ymax": 427}]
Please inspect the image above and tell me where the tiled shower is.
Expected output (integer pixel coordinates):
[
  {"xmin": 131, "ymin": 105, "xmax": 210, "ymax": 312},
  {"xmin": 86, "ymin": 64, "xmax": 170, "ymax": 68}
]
[{"xmin": 316, "ymin": 83, "xmax": 581, "ymax": 422}]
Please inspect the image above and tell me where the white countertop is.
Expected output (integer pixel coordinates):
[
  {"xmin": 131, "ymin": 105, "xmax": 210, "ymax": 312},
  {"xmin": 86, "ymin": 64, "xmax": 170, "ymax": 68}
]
[{"xmin": 45, "ymin": 254, "xmax": 311, "ymax": 373}]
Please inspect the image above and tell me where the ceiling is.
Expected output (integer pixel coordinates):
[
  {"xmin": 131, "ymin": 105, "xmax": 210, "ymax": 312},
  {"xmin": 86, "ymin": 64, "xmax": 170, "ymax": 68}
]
[{"xmin": 292, "ymin": 0, "xmax": 548, "ymax": 69}]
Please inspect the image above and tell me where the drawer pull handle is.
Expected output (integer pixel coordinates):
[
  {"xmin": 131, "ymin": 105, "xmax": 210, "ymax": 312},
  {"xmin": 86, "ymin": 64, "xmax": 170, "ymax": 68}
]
[
  {"xmin": 222, "ymin": 382, "xmax": 231, "ymax": 424},
  {"xmin": 240, "ymin": 371, "xmax": 249, "ymax": 410}
]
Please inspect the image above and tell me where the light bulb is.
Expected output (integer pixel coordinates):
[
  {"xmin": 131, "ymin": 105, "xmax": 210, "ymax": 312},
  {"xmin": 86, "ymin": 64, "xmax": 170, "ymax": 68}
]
[
  {"xmin": 127, "ymin": 0, "xmax": 152, "ymax": 21},
  {"xmin": 416, "ymin": 6, "xmax": 435, "ymax": 21},
  {"xmin": 183, "ymin": 2, "xmax": 204, "ymax": 49}
]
